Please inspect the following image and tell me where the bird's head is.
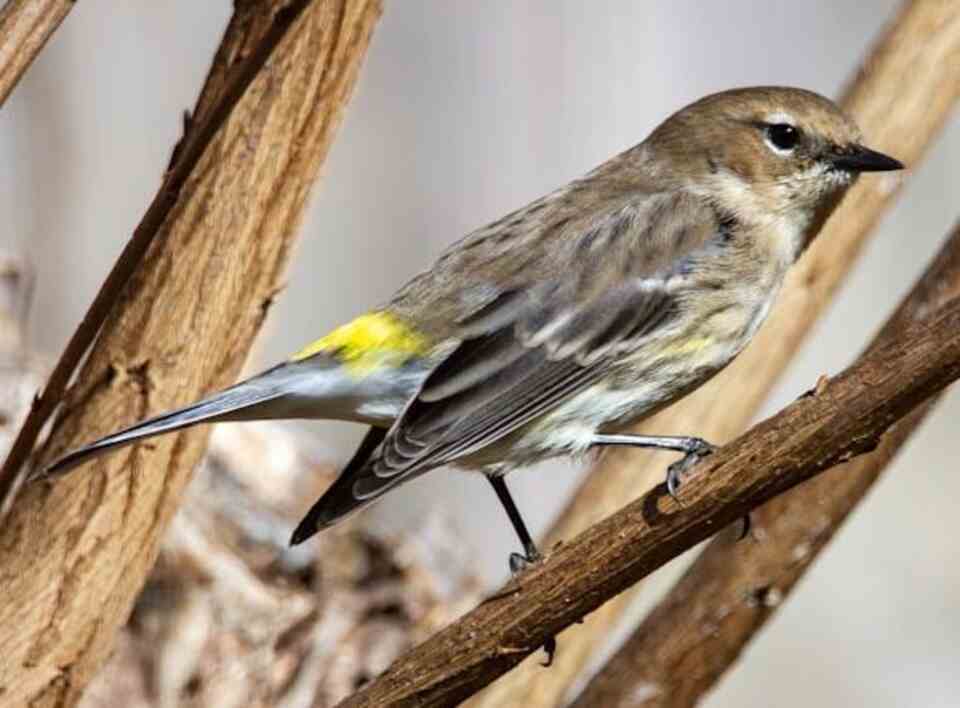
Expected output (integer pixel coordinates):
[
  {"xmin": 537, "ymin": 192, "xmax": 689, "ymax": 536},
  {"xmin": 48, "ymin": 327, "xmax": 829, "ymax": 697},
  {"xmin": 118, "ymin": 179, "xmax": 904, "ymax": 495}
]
[{"xmin": 643, "ymin": 86, "xmax": 902, "ymax": 254}]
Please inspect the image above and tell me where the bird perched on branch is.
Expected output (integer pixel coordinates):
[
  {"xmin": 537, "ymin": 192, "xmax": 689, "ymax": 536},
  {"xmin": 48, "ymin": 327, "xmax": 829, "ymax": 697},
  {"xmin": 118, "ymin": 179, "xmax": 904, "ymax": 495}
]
[{"xmin": 47, "ymin": 86, "xmax": 901, "ymax": 575}]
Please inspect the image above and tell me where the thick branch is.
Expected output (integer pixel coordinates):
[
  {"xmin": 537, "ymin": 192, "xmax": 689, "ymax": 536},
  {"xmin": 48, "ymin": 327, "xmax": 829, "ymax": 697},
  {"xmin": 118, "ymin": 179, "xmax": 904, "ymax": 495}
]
[
  {"xmin": 0, "ymin": 0, "xmax": 315, "ymax": 518},
  {"xmin": 573, "ymin": 220, "xmax": 960, "ymax": 708},
  {"xmin": 0, "ymin": 0, "xmax": 74, "ymax": 106},
  {"xmin": 0, "ymin": 1, "xmax": 382, "ymax": 705},
  {"xmin": 341, "ymin": 295, "xmax": 960, "ymax": 708},
  {"xmin": 469, "ymin": 1, "xmax": 960, "ymax": 703}
]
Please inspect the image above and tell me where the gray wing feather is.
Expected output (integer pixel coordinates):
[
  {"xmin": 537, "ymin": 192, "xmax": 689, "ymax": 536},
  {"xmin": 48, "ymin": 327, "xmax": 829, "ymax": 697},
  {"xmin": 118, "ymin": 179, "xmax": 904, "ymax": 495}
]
[
  {"xmin": 299, "ymin": 189, "xmax": 731, "ymax": 522},
  {"xmin": 372, "ymin": 277, "xmax": 679, "ymax": 479}
]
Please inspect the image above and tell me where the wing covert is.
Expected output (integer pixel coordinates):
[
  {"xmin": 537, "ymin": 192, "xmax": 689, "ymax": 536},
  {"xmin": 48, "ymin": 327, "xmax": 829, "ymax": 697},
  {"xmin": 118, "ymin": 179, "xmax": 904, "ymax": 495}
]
[{"xmin": 372, "ymin": 276, "xmax": 680, "ymax": 481}]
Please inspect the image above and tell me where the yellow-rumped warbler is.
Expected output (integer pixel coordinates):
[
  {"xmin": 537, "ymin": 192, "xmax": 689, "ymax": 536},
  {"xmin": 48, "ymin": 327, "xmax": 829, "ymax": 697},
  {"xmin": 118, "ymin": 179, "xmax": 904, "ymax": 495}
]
[{"xmin": 47, "ymin": 87, "xmax": 901, "ymax": 569}]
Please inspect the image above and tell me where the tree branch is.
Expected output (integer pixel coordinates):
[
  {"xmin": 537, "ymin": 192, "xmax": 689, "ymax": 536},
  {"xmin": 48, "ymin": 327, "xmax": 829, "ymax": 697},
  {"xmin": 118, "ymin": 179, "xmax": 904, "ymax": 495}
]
[
  {"xmin": 572, "ymin": 220, "xmax": 960, "ymax": 708},
  {"xmin": 340, "ymin": 292, "xmax": 960, "ymax": 708},
  {"xmin": 469, "ymin": 1, "xmax": 960, "ymax": 703},
  {"xmin": 0, "ymin": 0, "xmax": 314, "ymax": 519},
  {"xmin": 0, "ymin": 0, "xmax": 74, "ymax": 106},
  {"xmin": 0, "ymin": 1, "xmax": 382, "ymax": 705}
]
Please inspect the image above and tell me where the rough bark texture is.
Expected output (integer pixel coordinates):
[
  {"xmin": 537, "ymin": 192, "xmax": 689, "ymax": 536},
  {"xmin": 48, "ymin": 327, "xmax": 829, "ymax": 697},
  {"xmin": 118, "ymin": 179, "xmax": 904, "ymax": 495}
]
[
  {"xmin": 468, "ymin": 2, "xmax": 960, "ymax": 704},
  {"xmin": 0, "ymin": 0, "xmax": 74, "ymax": 106},
  {"xmin": 340, "ymin": 294, "xmax": 960, "ymax": 708},
  {"xmin": 0, "ymin": 1, "xmax": 383, "ymax": 705},
  {"xmin": 0, "ymin": 0, "xmax": 316, "ymax": 515},
  {"xmin": 572, "ymin": 221, "xmax": 960, "ymax": 708}
]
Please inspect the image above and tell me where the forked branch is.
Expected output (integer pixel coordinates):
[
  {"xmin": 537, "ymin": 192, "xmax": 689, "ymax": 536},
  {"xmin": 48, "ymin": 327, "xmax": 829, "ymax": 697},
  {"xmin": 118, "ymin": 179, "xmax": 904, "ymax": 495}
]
[{"xmin": 0, "ymin": 2, "xmax": 383, "ymax": 705}]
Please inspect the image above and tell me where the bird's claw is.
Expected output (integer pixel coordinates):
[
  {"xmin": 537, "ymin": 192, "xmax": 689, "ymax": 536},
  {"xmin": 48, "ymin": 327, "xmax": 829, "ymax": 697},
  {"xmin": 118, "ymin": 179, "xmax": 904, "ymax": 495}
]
[
  {"xmin": 665, "ymin": 438, "xmax": 717, "ymax": 499},
  {"xmin": 508, "ymin": 551, "xmax": 539, "ymax": 575}
]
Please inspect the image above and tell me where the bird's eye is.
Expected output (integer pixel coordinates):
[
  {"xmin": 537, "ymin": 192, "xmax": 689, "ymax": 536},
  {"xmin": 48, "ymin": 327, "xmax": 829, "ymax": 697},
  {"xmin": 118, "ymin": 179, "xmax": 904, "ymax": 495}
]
[{"xmin": 765, "ymin": 123, "xmax": 800, "ymax": 153}]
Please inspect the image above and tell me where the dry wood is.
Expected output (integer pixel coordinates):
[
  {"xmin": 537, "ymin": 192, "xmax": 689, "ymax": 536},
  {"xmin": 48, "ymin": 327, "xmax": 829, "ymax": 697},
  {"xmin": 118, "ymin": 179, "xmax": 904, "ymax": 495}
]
[
  {"xmin": 75, "ymin": 423, "xmax": 482, "ymax": 708},
  {"xmin": 469, "ymin": 2, "xmax": 960, "ymax": 704},
  {"xmin": 572, "ymin": 220, "xmax": 960, "ymax": 708},
  {"xmin": 0, "ymin": 0, "xmax": 74, "ymax": 106},
  {"xmin": 0, "ymin": 0, "xmax": 319, "ymax": 516},
  {"xmin": 0, "ymin": 1, "xmax": 383, "ymax": 705},
  {"xmin": 339, "ymin": 293, "xmax": 960, "ymax": 708},
  {"xmin": 0, "ymin": 0, "xmax": 313, "ymax": 518}
]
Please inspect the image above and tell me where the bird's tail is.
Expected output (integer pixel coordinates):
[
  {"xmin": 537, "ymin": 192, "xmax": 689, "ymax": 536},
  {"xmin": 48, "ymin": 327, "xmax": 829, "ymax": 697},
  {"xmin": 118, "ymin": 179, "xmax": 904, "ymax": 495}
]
[
  {"xmin": 287, "ymin": 422, "xmax": 442, "ymax": 546},
  {"xmin": 44, "ymin": 355, "xmax": 421, "ymax": 479},
  {"xmin": 44, "ymin": 367, "xmax": 292, "ymax": 478},
  {"xmin": 290, "ymin": 426, "xmax": 390, "ymax": 545}
]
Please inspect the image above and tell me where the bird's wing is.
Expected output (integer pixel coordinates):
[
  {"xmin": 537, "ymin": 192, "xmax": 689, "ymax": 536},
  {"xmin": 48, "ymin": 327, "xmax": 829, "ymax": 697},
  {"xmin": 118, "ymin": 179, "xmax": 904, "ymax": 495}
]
[
  {"xmin": 289, "ymin": 273, "xmax": 683, "ymax": 542},
  {"xmin": 290, "ymin": 425, "xmax": 388, "ymax": 544},
  {"xmin": 364, "ymin": 192, "xmax": 730, "ymax": 486},
  {"xmin": 290, "ymin": 273, "xmax": 682, "ymax": 543},
  {"xmin": 363, "ymin": 279, "xmax": 679, "ymax": 487}
]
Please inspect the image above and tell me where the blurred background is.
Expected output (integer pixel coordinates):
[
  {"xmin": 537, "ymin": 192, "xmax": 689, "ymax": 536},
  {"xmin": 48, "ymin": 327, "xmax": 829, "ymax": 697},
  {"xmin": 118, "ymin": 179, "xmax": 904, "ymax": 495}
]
[{"xmin": 1, "ymin": 1, "xmax": 958, "ymax": 705}]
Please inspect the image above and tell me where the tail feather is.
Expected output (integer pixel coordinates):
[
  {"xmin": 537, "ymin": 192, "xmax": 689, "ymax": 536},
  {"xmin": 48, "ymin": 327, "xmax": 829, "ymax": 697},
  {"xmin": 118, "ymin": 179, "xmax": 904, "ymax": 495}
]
[
  {"xmin": 290, "ymin": 426, "xmax": 389, "ymax": 545},
  {"xmin": 44, "ymin": 372, "xmax": 288, "ymax": 478}
]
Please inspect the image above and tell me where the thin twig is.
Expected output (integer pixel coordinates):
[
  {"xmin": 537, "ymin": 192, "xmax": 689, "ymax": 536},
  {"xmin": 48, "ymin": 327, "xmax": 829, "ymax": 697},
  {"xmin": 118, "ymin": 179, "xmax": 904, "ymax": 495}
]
[
  {"xmin": 572, "ymin": 220, "xmax": 960, "ymax": 708},
  {"xmin": 339, "ymin": 296, "xmax": 960, "ymax": 706},
  {"xmin": 0, "ymin": 0, "xmax": 314, "ymax": 519}
]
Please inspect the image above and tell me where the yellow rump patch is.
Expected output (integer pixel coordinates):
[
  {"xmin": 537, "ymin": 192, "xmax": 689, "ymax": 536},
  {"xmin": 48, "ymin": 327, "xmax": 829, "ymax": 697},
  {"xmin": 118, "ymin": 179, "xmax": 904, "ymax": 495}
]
[{"xmin": 290, "ymin": 311, "xmax": 430, "ymax": 376}]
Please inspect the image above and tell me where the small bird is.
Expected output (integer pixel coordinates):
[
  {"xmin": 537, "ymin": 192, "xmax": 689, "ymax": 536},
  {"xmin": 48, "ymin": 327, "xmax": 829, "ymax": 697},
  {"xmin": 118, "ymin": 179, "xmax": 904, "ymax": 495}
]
[{"xmin": 47, "ymin": 87, "xmax": 902, "ymax": 571}]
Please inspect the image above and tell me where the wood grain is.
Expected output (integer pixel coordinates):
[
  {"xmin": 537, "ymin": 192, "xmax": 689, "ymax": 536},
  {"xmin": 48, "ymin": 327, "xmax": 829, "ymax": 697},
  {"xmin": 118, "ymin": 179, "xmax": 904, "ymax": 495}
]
[{"xmin": 0, "ymin": 2, "xmax": 382, "ymax": 705}]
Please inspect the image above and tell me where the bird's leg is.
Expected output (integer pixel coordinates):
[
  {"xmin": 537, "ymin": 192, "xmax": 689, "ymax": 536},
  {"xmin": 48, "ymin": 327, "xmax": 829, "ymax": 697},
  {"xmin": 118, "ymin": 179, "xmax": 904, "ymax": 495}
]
[
  {"xmin": 591, "ymin": 433, "xmax": 716, "ymax": 496},
  {"xmin": 591, "ymin": 433, "xmax": 751, "ymax": 539},
  {"xmin": 486, "ymin": 474, "xmax": 556, "ymax": 666},
  {"xmin": 487, "ymin": 474, "xmax": 541, "ymax": 570}
]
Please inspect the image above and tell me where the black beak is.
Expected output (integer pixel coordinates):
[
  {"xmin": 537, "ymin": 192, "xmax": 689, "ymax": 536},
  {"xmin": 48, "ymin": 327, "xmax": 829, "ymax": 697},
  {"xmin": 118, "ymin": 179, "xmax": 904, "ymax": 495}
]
[{"xmin": 829, "ymin": 144, "xmax": 904, "ymax": 173}]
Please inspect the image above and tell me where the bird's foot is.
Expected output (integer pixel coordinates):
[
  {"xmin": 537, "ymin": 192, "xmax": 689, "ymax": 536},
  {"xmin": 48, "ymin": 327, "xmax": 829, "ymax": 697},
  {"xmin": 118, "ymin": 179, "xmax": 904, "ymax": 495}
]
[
  {"xmin": 508, "ymin": 549, "xmax": 540, "ymax": 575},
  {"xmin": 506, "ymin": 549, "xmax": 556, "ymax": 666},
  {"xmin": 664, "ymin": 440, "xmax": 751, "ymax": 539},
  {"xmin": 665, "ymin": 438, "xmax": 717, "ymax": 499}
]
